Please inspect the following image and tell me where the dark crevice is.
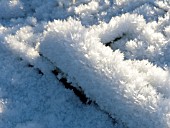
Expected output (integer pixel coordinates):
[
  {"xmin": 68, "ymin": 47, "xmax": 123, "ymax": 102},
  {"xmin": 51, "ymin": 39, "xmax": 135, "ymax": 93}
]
[
  {"xmin": 93, "ymin": 101, "xmax": 118, "ymax": 124},
  {"xmin": 52, "ymin": 69, "xmax": 92, "ymax": 105},
  {"xmin": 36, "ymin": 68, "xmax": 44, "ymax": 75},
  {"xmin": 52, "ymin": 69, "xmax": 59, "ymax": 76},
  {"xmin": 51, "ymin": 69, "xmax": 119, "ymax": 125},
  {"xmin": 27, "ymin": 63, "xmax": 44, "ymax": 76},
  {"xmin": 25, "ymin": 55, "xmax": 119, "ymax": 126},
  {"xmin": 105, "ymin": 33, "xmax": 126, "ymax": 47},
  {"xmin": 27, "ymin": 64, "xmax": 34, "ymax": 67},
  {"xmin": 38, "ymin": 54, "xmax": 119, "ymax": 125}
]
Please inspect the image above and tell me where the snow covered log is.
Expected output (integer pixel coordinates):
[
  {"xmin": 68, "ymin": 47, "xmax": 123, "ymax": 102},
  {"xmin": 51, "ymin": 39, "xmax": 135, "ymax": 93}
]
[{"xmin": 39, "ymin": 14, "xmax": 170, "ymax": 128}]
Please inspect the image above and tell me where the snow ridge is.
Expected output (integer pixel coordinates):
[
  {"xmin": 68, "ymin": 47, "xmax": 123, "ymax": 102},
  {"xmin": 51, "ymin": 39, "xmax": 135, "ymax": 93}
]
[
  {"xmin": 39, "ymin": 14, "xmax": 170, "ymax": 128},
  {"xmin": 1, "ymin": 0, "xmax": 170, "ymax": 128}
]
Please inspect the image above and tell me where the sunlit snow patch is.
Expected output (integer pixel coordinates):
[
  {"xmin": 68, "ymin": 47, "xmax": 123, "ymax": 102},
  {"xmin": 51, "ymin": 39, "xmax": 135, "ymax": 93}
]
[{"xmin": 39, "ymin": 14, "xmax": 170, "ymax": 128}]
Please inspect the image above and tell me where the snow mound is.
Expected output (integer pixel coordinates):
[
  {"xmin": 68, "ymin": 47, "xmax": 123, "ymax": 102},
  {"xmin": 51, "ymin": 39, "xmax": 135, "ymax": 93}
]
[
  {"xmin": 39, "ymin": 14, "xmax": 170, "ymax": 128},
  {"xmin": 1, "ymin": 0, "xmax": 170, "ymax": 128}
]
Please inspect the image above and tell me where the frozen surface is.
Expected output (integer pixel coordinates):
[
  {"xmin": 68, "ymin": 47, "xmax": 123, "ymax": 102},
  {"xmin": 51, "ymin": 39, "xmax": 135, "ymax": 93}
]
[
  {"xmin": 1, "ymin": 0, "xmax": 170, "ymax": 128},
  {"xmin": 0, "ymin": 41, "xmax": 117, "ymax": 128},
  {"xmin": 39, "ymin": 16, "xmax": 170, "ymax": 128}
]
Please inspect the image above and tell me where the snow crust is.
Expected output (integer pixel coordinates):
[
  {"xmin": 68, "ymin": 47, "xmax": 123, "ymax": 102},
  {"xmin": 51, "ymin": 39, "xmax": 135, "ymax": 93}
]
[{"xmin": 1, "ymin": 0, "xmax": 170, "ymax": 128}]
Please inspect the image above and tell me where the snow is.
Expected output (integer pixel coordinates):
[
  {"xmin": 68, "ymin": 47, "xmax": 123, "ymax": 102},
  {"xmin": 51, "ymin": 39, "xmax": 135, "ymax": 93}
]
[
  {"xmin": 39, "ymin": 16, "xmax": 170, "ymax": 128},
  {"xmin": 0, "ymin": 0, "xmax": 24, "ymax": 19},
  {"xmin": 0, "ymin": 41, "xmax": 116, "ymax": 128},
  {"xmin": 1, "ymin": 0, "xmax": 170, "ymax": 128}
]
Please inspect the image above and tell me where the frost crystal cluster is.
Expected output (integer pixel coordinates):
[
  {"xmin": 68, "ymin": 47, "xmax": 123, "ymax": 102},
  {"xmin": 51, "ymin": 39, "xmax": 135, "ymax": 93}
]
[{"xmin": 0, "ymin": 0, "xmax": 170, "ymax": 128}]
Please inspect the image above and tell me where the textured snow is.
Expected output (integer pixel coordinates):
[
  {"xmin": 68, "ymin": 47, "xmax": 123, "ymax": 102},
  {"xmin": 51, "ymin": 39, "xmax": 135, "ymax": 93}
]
[
  {"xmin": 1, "ymin": 0, "xmax": 170, "ymax": 128},
  {"xmin": 0, "ymin": 35, "xmax": 117, "ymax": 128},
  {"xmin": 39, "ymin": 16, "xmax": 170, "ymax": 128}
]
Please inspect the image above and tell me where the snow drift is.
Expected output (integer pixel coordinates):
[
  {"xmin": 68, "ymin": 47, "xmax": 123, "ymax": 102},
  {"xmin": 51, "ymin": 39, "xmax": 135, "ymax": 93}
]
[
  {"xmin": 1, "ymin": 0, "xmax": 170, "ymax": 128},
  {"xmin": 39, "ymin": 14, "xmax": 170, "ymax": 128}
]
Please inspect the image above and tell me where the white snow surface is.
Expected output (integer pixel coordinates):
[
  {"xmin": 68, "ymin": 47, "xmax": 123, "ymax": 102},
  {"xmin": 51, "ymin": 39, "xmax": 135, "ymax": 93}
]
[{"xmin": 1, "ymin": 0, "xmax": 170, "ymax": 128}]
